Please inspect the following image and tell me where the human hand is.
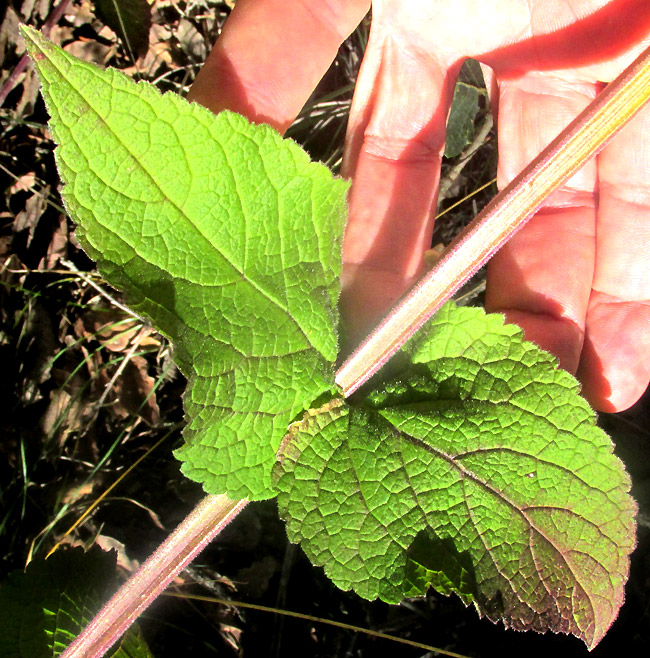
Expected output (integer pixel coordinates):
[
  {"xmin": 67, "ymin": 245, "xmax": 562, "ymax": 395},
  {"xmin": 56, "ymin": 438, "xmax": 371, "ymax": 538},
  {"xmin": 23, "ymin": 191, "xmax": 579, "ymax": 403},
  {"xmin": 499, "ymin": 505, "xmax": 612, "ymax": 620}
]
[{"xmin": 189, "ymin": 0, "xmax": 650, "ymax": 412}]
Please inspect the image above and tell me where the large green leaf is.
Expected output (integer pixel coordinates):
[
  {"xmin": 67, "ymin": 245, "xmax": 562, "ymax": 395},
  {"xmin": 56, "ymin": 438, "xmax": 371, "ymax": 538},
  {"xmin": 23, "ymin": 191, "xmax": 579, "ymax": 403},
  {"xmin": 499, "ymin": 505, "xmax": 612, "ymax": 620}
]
[
  {"xmin": 22, "ymin": 26, "xmax": 348, "ymax": 500},
  {"xmin": 0, "ymin": 547, "xmax": 152, "ymax": 658},
  {"xmin": 275, "ymin": 303, "xmax": 636, "ymax": 649}
]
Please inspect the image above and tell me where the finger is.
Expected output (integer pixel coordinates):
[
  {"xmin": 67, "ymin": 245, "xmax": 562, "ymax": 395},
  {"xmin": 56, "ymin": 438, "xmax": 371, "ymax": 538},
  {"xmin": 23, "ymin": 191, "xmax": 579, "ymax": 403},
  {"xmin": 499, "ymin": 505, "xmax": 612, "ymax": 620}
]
[
  {"xmin": 340, "ymin": 28, "xmax": 459, "ymax": 345},
  {"xmin": 576, "ymin": 103, "xmax": 650, "ymax": 411},
  {"xmin": 485, "ymin": 71, "xmax": 600, "ymax": 374},
  {"xmin": 188, "ymin": 0, "xmax": 369, "ymax": 133}
]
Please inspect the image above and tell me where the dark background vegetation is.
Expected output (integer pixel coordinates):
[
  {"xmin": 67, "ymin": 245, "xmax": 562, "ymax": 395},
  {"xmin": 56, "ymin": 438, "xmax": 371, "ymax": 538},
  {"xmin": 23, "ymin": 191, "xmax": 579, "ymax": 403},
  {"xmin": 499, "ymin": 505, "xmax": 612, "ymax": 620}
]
[{"xmin": 1, "ymin": 2, "xmax": 649, "ymax": 656}]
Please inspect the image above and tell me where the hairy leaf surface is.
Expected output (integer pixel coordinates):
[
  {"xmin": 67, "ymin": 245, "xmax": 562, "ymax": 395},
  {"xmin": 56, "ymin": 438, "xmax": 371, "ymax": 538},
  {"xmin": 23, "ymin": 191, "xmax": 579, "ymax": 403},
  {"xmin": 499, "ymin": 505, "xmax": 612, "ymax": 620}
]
[
  {"xmin": 23, "ymin": 27, "xmax": 348, "ymax": 499},
  {"xmin": 275, "ymin": 303, "xmax": 636, "ymax": 648}
]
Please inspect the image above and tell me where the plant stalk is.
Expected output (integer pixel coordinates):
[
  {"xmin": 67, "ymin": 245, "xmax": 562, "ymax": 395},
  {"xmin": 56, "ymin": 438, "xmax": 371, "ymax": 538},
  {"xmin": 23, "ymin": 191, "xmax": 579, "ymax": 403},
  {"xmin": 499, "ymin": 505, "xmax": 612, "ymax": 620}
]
[
  {"xmin": 335, "ymin": 42, "xmax": 650, "ymax": 396},
  {"xmin": 61, "ymin": 41, "xmax": 650, "ymax": 658},
  {"xmin": 60, "ymin": 495, "xmax": 248, "ymax": 658}
]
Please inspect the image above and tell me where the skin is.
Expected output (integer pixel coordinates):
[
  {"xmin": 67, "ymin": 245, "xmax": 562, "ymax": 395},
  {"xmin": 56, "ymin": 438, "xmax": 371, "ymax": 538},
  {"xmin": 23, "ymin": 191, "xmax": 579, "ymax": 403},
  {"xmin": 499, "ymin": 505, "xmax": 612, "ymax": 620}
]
[{"xmin": 189, "ymin": 0, "xmax": 650, "ymax": 412}]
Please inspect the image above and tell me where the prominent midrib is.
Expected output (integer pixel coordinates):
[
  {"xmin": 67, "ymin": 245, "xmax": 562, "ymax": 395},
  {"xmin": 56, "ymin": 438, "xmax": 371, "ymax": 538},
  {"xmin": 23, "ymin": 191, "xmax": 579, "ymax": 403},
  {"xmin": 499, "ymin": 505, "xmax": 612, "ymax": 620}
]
[
  {"xmin": 390, "ymin": 426, "xmax": 602, "ymax": 617},
  {"xmin": 45, "ymin": 48, "xmax": 325, "ymax": 357}
]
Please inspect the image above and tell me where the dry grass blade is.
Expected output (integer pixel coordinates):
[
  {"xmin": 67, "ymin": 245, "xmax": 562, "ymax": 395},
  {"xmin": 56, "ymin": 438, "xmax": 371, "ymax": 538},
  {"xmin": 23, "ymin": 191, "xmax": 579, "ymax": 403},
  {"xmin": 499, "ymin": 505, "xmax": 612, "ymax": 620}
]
[{"xmin": 164, "ymin": 591, "xmax": 473, "ymax": 658}]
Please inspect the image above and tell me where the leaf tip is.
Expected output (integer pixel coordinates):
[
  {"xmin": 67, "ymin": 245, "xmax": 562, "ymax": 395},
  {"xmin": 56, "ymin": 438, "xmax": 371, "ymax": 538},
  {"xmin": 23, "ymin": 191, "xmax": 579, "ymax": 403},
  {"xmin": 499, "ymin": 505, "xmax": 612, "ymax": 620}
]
[{"xmin": 19, "ymin": 24, "xmax": 47, "ymax": 62}]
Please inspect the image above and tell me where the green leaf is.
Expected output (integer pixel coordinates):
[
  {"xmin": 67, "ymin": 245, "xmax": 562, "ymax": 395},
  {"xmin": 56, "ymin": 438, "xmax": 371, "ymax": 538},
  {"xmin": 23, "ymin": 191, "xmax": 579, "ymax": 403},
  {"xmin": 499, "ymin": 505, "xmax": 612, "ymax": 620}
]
[
  {"xmin": 22, "ymin": 26, "xmax": 348, "ymax": 500},
  {"xmin": 458, "ymin": 58, "xmax": 486, "ymax": 88},
  {"xmin": 93, "ymin": 0, "xmax": 151, "ymax": 59},
  {"xmin": 445, "ymin": 80, "xmax": 480, "ymax": 158},
  {"xmin": 275, "ymin": 303, "xmax": 636, "ymax": 649},
  {"xmin": 0, "ymin": 547, "xmax": 153, "ymax": 658}
]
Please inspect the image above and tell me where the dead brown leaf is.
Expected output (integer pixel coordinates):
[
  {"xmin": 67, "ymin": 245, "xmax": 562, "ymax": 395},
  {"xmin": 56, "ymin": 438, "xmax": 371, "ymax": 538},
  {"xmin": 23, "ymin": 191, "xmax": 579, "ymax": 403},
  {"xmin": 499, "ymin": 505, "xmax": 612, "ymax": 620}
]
[
  {"xmin": 61, "ymin": 478, "xmax": 97, "ymax": 505},
  {"xmin": 63, "ymin": 35, "xmax": 114, "ymax": 65},
  {"xmin": 140, "ymin": 21, "xmax": 173, "ymax": 72},
  {"xmin": 14, "ymin": 66, "xmax": 42, "ymax": 117},
  {"xmin": 175, "ymin": 16, "xmax": 206, "ymax": 61},
  {"xmin": 0, "ymin": 5, "xmax": 22, "ymax": 71},
  {"xmin": 13, "ymin": 192, "xmax": 47, "ymax": 250},
  {"xmin": 108, "ymin": 354, "xmax": 160, "ymax": 426},
  {"xmin": 70, "ymin": 306, "xmax": 161, "ymax": 425},
  {"xmin": 41, "ymin": 211, "xmax": 68, "ymax": 269},
  {"xmin": 9, "ymin": 171, "xmax": 36, "ymax": 194},
  {"xmin": 235, "ymin": 556, "xmax": 279, "ymax": 598},
  {"xmin": 74, "ymin": 307, "xmax": 159, "ymax": 352},
  {"xmin": 42, "ymin": 371, "xmax": 89, "ymax": 444},
  {"xmin": 94, "ymin": 534, "xmax": 141, "ymax": 573},
  {"xmin": 21, "ymin": 0, "xmax": 51, "ymax": 24},
  {"xmin": 47, "ymin": 22, "xmax": 75, "ymax": 49}
]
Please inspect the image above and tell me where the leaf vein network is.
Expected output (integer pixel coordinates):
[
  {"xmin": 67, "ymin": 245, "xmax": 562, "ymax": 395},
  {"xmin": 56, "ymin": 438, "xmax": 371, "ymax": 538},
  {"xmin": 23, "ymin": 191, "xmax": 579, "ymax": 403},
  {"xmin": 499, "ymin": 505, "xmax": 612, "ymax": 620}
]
[
  {"xmin": 51, "ymin": 55, "xmax": 324, "ymax": 355},
  {"xmin": 451, "ymin": 446, "xmax": 605, "ymax": 493},
  {"xmin": 390, "ymin": 424, "xmax": 596, "ymax": 600}
]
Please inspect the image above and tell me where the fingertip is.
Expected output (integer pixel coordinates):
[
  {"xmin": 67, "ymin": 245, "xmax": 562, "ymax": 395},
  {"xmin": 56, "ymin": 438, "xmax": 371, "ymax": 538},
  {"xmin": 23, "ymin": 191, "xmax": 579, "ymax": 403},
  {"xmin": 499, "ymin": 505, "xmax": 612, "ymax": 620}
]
[
  {"xmin": 577, "ymin": 301, "xmax": 650, "ymax": 412},
  {"xmin": 188, "ymin": 0, "xmax": 369, "ymax": 132},
  {"xmin": 577, "ymin": 345, "xmax": 648, "ymax": 413},
  {"xmin": 486, "ymin": 308, "xmax": 584, "ymax": 374}
]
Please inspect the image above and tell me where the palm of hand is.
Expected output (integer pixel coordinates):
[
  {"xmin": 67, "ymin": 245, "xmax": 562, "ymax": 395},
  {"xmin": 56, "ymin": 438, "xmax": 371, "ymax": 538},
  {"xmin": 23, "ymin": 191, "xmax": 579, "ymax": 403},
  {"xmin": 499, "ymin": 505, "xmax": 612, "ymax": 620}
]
[{"xmin": 342, "ymin": 0, "xmax": 650, "ymax": 412}]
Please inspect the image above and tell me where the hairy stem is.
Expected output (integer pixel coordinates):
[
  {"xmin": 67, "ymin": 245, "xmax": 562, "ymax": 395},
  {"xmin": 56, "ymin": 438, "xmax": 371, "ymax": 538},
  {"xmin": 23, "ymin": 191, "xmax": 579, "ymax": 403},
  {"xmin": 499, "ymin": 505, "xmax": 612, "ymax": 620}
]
[
  {"xmin": 61, "ymin": 41, "xmax": 650, "ymax": 658},
  {"xmin": 335, "ymin": 42, "xmax": 650, "ymax": 396}
]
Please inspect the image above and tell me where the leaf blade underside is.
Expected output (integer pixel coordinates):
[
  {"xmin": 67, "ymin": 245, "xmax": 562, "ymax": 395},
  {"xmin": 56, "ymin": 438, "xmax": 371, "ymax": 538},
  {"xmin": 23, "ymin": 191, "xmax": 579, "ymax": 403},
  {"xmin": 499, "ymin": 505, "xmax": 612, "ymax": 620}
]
[
  {"xmin": 23, "ymin": 26, "xmax": 348, "ymax": 500},
  {"xmin": 275, "ymin": 303, "xmax": 636, "ymax": 649}
]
